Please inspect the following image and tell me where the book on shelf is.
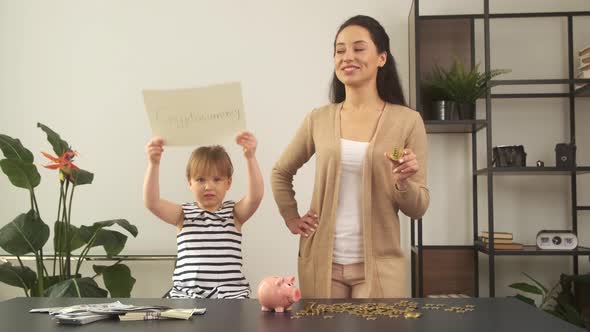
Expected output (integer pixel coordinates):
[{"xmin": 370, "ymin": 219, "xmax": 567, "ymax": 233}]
[
  {"xmin": 484, "ymin": 242, "xmax": 524, "ymax": 250},
  {"xmin": 480, "ymin": 237, "xmax": 513, "ymax": 244},
  {"xmin": 580, "ymin": 46, "xmax": 590, "ymax": 57},
  {"xmin": 580, "ymin": 55, "xmax": 590, "ymax": 66},
  {"xmin": 480, "ymin": 231, "xmax": 513, "ymax": 240}
]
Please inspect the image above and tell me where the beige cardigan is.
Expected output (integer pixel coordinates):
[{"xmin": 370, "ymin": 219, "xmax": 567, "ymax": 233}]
[{"xmin": 271, "ymin": 102, "xmax": 429, "ymax": 298}]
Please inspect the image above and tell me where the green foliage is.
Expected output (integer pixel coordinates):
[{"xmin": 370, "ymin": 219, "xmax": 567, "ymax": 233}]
[
  {"xmin": 0, "ymin": 124, "xmax": 138, "ymax": 298},
  {"xmin": 510, "ymin": 272, "xmax": 590, "ymax": 328},
  {"xmin": 423, "ymin": 57, "xmax": 511, "ymax": 104}
]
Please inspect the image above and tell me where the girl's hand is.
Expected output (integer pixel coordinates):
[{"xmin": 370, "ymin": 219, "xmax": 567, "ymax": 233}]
[
  {"xmin": 285, "ymin": 210, "xmax": 319, "ymax": 237},
  {"xmin": 384, "ymin": 148, "xmax": 419, "ymax": 190},
  {"xmin": 236, "ymin": 131, "xmax": 257, "ymax": 159},
  {"xmin": 146, "ymin": 137, "xmax": 165, "ymax": 165}
]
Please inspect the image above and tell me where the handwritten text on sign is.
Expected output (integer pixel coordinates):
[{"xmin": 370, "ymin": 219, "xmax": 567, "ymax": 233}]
[{"xmin": 143, "ymin": 82, "xmax": 246, "ymax": 146}]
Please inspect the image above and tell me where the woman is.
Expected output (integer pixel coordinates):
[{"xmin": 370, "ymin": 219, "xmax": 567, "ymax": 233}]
[{"xmin": 271, "ymin": 15, "xmax": 429, "ymax": 299}]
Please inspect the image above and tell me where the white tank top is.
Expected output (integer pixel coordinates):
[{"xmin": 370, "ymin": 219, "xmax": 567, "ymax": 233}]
[{"xmin": 333, "ymin": 138, "xmax": 368, "ymax": 265}]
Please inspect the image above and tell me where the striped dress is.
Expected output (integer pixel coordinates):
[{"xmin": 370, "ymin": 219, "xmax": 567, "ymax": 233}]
[{"xmin": 168, "ymin": 200, "xmax": 251, "ymax": 299}]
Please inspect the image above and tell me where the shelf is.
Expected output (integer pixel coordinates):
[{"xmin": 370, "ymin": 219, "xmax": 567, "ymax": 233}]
[
  {"xmin": 491, "ymin": 93, "xmax": 569, "ymax": 99},
  {"xmin": 425, "ymin": 120, "xmax": 487, "ymax": 133},
  {"xmin": 475, "ymin": 241, "xmax": 590, "ymax": 256},
  {"xmin": 410, "ymin": 1, "xmax": 590, "ymax": 298},
  {"xmin": 476, "ymin": 166, "xmax": 590, "ymax": 175},
  {"xmin": 490, "ymin": 79, "xmax": 590, "ymax": 86},
  {"xmin": 418, "ymin": 11, "xmax": 590, "ymax": 21},
  {"xmin": 411, "ymin": 245, "xmax": 474, "ymax": 254}
]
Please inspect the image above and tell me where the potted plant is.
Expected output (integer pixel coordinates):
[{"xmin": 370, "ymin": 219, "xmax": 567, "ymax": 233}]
[
  {"xmin": 422, "ymin": 64, "xmax": 458, "ymax": 120},
  {"xmin": 423, "ymin": 57, "xmax": 510, "ymax": 120},
  {"xmin": 0, "ymin": 123, "xmax": 138, "ymax": 297},
  {"xmin": 510, "ymin": 272, "xmax": 590, "ymax": 329}
]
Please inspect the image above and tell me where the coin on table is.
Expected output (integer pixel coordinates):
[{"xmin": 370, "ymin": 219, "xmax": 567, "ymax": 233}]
[{"xmin": 404, "ymin": 312, "xmax": 422, "ymax": 319}]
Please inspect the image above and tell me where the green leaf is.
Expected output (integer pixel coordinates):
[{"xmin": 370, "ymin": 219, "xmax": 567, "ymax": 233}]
[
  {"xmin": 523, "ymin": 272, "xmax": 548, "ymax": 294},
  {"xmin": 0, "ymin": 262, "xmax": 37, "ymax": 290},
  {"xmin": 91, "ymin": 219, "xmax": 138, "ymax": 238},
  {"xmin": 45, "ymin": 277, "xmax": 108, "ymax": 297},
  {"xmin": 544, "ymin": 308, "xmax": 566, "ymax": 320},
  {"xmin": 0, "ymin": 134, "xmax": 34, "ymax": 163},
  {"xmin": 90, "ymin": 229, "xmax": 128, "ymax": 257},
  {"xmin": 509, "ymin": 282, "xmax": 543, "ymax": 295},
  {"xmin": 29, "ymin": 275, "xmax": 82, "ymax": 297},
  {"xmin": 93, "ymin": 264, "xmax": 136, "ymax": 297},
  {"xmin": 70, "ymin": 169, "xmax": 94, "ymax": 186},
  {"xmin": 514, "ymin": 294, "xmax": 536, "ymax": 306},
  {"xmin": 78, "ymin": 220, "xmax": 137, "ymax": 257},
  {"xmin": 0, "ymin": 159, "xmax": 41, "ymax": 189},
  {"xmin": 571, "ymin": 273, "xmax": 590, "ymax": 284},
  {"xmin": 79, "ymin": 228, "xmax": 124, "ymax": 257},
  {"xmin": 425, "ymin": 57, "xmax": 510, "ymax": 104},
  {"xmin": 557, "ymin": 299, "xmax": 586, "ymax": 327},
  {"xmin": 37, "ymin": 123, "xmax": 69, "ymax": 156},
  {"xmin": 0, "ymin": 210, "xmax": 49, "ymax": 255},
  {"xmin": 53, "ymin": 222, "xmax": 85, "ymax": 253}
]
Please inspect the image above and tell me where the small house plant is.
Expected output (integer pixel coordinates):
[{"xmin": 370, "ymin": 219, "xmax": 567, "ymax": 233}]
[
  {"xmin": 0, "ymin": 123, "xmax": 138, "ymax": 297},
  {"xmin": 423, "ymin": 57, "xmax": 510, "ymax": 120},
  {"xmin": 510, "ymin": 272, "xmax": 590, "ymax": 329}
]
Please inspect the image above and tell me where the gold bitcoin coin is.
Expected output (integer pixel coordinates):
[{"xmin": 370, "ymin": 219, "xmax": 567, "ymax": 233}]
[
  {"xmin": 389, "ymin": 147, "xmax": 404, "ymax": 161},
  {"xmin": 404, "ymin": 312, "xmax": 422, "ymax": 319}
]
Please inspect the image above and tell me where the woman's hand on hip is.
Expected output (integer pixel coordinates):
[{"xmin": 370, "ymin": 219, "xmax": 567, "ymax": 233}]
[
  {"xmin": 384, "ymin": 148, "xmax": 419, "ymax": 190},
  {"xmin": 285, "ymin": 210, "xmax": 318, "ymax": 237}
]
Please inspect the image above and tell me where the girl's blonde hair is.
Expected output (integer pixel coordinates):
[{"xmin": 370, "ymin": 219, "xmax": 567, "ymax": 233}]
[{"xmin": 186, "ymin": 145, "xmax": 233, "ymax": 181}]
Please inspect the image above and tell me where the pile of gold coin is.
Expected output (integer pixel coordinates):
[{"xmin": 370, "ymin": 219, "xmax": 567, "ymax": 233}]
[
  {"xmin": 291, "ymin": 301, "xmax": 421, "ymax": 320},
  {"xmin": 290, "ymin": 301, "xmax": 476, "ymax": 321}
]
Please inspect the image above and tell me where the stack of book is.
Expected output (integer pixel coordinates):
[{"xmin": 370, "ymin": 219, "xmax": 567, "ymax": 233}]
[
  {"xmin": 480, "ymin": 231, "xmax": 523, "ymax": 250},
  {"xmin": 578, "ymin": 46, "xmax": 590, "ymax": 80}
]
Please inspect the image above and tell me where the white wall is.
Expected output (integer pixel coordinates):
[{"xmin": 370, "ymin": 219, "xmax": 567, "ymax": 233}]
[{"xmin": 0, "ymin": 0, "xmax": 589, "ymax": 300}]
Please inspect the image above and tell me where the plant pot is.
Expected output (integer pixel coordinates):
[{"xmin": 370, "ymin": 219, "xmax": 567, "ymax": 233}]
[
  {"xmin": 431, "ymin": 100, "xmax": 458, "ymax": 120},
  {"xmin": 457, "ymin": 102, "xmax": 476, "ymax": 120}
]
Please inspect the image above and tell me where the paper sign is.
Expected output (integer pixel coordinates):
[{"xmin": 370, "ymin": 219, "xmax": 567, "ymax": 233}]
[{"xmin": 143, "ymin": 82, "xmax": 246, "ymax": 146}]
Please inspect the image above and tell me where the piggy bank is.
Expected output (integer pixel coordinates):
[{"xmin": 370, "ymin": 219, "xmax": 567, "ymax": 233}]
[{"xmin": 257, "ymin": 276, "xmax": 301, "ymax": 312}]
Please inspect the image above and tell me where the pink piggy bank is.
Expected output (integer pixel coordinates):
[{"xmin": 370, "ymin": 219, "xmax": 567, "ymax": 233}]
[{"xmin": 257, "ymin": 276, "xmax": 301, "ymax": 312}]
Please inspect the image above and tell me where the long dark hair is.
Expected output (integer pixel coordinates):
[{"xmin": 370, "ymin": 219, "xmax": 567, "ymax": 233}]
[{"xmin": 330, "ymin": 15, "xmax": 406, "ymax": 106}]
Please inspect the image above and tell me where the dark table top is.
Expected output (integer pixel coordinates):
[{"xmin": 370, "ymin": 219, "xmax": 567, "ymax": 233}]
[{"xmin": 0, "ymin": 297, "xmax": 584, "ymax": 332}]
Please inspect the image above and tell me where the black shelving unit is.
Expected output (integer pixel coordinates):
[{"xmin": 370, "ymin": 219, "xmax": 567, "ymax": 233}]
[{"xmin": 408, "ymin": 0, "xmax": 590, "ymax": 297}]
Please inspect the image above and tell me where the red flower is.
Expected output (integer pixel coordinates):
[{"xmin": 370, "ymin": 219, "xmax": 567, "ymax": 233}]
[{"xmin": 41, "ymin": 150, "xmax": 80, "ymax": 174}]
